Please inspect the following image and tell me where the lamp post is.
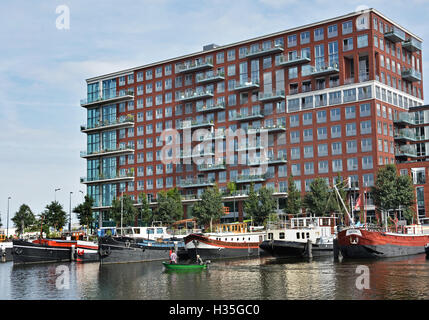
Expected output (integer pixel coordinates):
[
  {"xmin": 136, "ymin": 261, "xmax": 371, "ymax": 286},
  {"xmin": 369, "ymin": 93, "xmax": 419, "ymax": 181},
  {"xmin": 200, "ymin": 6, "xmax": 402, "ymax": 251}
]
[
  {"xmin": 7, "ymin": 197, "xmax": 11, "ymax": 238},
  {"xmin": 69, "ymin": 192, "xmax": 73, "ymax": 232},
  {"xmin": 79, "ymin": 190, "xmax": 84, "ymax": 202},
  {"xmin": 55, "ymin": 188, "xmax": 61, "ymax": 202}
]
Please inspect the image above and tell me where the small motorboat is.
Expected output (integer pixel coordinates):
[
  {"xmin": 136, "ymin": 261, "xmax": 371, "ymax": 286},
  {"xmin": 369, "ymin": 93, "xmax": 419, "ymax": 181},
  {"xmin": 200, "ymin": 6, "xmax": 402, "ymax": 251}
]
[{"xmin": 162, "ymin": 261, "xmax": 208, "ymax": 271}]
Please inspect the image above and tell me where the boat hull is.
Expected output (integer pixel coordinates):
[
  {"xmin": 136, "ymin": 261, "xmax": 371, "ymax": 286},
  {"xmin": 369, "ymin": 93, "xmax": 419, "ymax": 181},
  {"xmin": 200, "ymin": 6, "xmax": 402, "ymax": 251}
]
[
  {"xmin": 75, "ymin": 241, "xmax": 99, "ymax": 263},
  {"xmin": 184, "ymin": 234, "xmax": 263, "ymax": 260},
  {"xmin": 12, "ymin": 239, "xmax": 72, "ymax": 265},
  {"xmin": 337, "ymin": 229, "xmax": 429, "ymax": 259},
  {"xmin": 162, "ymin": 262, "xmax": 206, "ymax": 270},
  {"xmin": 259, "ymin": 240, "xmax": 333, "ymax": 258},
  {"xmin": 99, "ymin": 236, "xmax": 171, "ymax": 265},
  {"xmin": 0, "ymin": 242, "xmax": 13, "ymax": 262}
]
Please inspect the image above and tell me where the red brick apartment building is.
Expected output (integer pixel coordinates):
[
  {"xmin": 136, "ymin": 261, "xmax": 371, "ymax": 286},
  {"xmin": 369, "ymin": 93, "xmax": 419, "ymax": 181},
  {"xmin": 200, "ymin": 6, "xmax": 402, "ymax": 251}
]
[{"xmin": 79, "ymin": 8, "xmax": 427, "ymax": 228}]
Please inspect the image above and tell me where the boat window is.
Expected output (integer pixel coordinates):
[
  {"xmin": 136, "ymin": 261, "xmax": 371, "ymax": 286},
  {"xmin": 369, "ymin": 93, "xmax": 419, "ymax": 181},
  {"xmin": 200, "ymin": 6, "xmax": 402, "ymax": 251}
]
[
  {"xmin": 231, "ymin": 238, "xmax": 234, "ymax": 241},
  {"xmin": 268, "ymin": 233, "xmax": 273, "ymax": 240},
  {"xmin": 301, "ymin": 232, "xmax": 305, "ymax": 239},
  {"xmin": 296, "ymin": 232, "xmax": 300, "ymax": 239},
  {"xmin": 133, "ymin": 228, "xmax": 141, "ymax": 234},
  {"xmin": 157, "ymin": 228, "xmax": 164, "ymax": 234},
  {"xmin": 306, "ymin": 232, "xmax": 310, "ymax": 238},
  {"xmin": 279, "ymin": 232, "xmax": 285, "ymax": 239},
  {"xmin": 147, "ymin": 228, "xmax": 154, "ymax": 234}
]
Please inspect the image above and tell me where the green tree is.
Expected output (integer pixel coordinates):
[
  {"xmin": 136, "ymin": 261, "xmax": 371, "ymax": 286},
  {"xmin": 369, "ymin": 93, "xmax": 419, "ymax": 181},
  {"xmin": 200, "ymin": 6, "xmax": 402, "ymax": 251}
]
[
  {"xmin": 244, "ymin": 184, "xmax": 277, "ymax": 225},
  {"xmin": 372, "ymin": 164, "xmax": 415, "ymax": 224},
  {"xmin": 111, "ymin": 194, "xmax": 138, "ymax": 227},
  {"xmin": 284, "ymin": 176, "xmax": 302, "ymax": 217},
  {"xmin": 73, "ymin": 195, "xmax": 95, "ymax": 232},
  {"xmin": 154, "ymin": 188, "xmax": 183, "ymax": 225},
  {"xmin": 43, "ymin": 201, "xmax": 67, "ymax": 231},
  {"xmin": 303, "ymin": 178, "xmax": 334, "ymax": 216},
  {"xmin": 192, "ymin": 185, "xmax": 224, "ymax": 230},
  {"xmin": 12, "ymin": 204, "xmax": 36, "ymax": 235},
  {"xmin": 138, "ymin": 193, "xmax": 152, "ymax": 225}
]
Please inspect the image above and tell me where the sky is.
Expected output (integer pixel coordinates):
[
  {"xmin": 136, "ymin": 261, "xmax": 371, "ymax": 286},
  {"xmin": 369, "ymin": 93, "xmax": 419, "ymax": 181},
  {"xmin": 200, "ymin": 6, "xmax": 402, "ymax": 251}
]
[{"xmin": 0, "ymin": 0, "xmax": 428, "ymax": 228}]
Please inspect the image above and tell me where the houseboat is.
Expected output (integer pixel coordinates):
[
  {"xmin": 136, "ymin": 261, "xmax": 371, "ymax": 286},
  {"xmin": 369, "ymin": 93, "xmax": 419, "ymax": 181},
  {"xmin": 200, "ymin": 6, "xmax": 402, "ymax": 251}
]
[
  {"xmin": 184, "ymin": 222, "xmax": 265, "ymax": 260},
  {"xmin": 259, "ymin": 217, "xmax": 337, "ymax": 258}
]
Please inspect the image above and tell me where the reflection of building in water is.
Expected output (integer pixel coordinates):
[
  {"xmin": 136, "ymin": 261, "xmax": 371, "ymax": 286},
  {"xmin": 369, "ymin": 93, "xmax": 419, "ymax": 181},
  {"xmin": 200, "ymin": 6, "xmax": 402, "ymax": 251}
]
[{"xmin": 75, "ymin": 262, "xmax": 100, "ymax": 298}]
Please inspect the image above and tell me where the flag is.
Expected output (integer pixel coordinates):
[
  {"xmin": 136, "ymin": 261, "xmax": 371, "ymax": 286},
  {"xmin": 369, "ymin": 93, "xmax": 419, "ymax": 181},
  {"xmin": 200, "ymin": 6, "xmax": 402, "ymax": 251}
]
[{"xmin": 354, "ymin": 196, "xmax": 361, "ymax": 210}]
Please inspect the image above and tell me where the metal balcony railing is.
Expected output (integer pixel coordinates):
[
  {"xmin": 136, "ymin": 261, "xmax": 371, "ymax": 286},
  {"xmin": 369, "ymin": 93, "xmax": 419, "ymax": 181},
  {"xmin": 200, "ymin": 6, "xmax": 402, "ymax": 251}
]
[
  {"xmin": 80, "ymin": 115, "xmax": 134, "ymax": 132},
  {"xmin": 81, "ymin": 90, "xmax": 134, "ymax": 106},
  {"xmin": 177, "ymin": 61, "xmax": 213, "ymax": 73}
]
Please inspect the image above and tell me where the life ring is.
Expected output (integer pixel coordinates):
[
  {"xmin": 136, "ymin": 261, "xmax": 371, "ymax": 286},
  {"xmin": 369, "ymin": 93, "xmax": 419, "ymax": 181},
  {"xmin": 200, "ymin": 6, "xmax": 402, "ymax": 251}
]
[
  {"xmin": 350, "ymin": 236, "xmax": 359, "ymax": 244},
  {"xmin": 125, "ymin": 241, "xmax": 131, "ymax": 248},
  {"xmin": 77, "ymin": 249, "xmax": 84, "ymax": 256}
]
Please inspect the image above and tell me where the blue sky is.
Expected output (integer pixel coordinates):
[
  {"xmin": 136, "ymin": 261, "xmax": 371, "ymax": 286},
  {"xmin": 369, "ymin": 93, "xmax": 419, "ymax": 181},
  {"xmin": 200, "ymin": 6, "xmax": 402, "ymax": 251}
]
[{"xmin": 0, "ymin": 0, "xmax": 428, "ymax": 227}]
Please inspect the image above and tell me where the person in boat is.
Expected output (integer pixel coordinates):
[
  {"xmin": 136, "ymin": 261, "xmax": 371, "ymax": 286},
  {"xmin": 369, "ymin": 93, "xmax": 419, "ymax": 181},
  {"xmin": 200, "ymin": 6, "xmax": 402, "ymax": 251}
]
[
  {"xmin": 170, "ymin": 251, "xmax": 178, "ymax": 264},
  {"xmin": 196, "ymin": 254, "xmax": 204, "ymax": 265}
]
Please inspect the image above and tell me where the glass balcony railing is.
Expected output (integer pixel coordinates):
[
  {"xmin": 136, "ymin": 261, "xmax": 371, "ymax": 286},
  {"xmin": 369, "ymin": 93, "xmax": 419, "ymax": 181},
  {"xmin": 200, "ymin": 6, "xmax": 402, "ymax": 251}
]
[
  {"xmin": 394, "ymin": 112, "xmax": 416, "ymax": 125},
  {"xmin": 248, "ymin": 156, "xmax": 287, "ymax": 166},
  {"xmin": 402, "ymin": 38, "xmax": 422, "ymax": 52},
  {"xmin": 177, "ymin": 61, "xmax": 213, "ymax": 73},
  {"xmin": 233, "ymin": 111, "xmax": 264, "ymax": 122},
  {"xmin": 80, "ymin": 171, "xmax": 134, "ymax": 184},
  {"xmin": 258, "ymin": 90, "xmax": 285, "ymax": 102},
  {"xmin": 80, "ymin": 115, "xmax": 134, "ymax": 132},
  {"xmin": 236, "ymin": 143, "xmax": 264, "ymax": 152},
  {"xmin": 310, "ymin": 64, "xmax": 339, "ymax": 77},
  {"xmin": 276, "ymin": 54, "xmax": 310, "ymax": 67},
  {"xmin": 198, "ymin": 132, "xmax": 226, "ymax": 142},
  {"xmin": 178, "ymin": 119, "xmax": 215, "ymax": 130},
  {"xmin": 196, "ymin": 102, "xmax": 225, "ymax": 113},
  {"xmin": 178, "ymin": 178, "xmax": 216, "ymax": 188},
  {"xmin": 235, "ymin": 173, "xmax": 268, "ymax": 183},
  {"xmin": 195, "ymin": 72, "xmax": 225, "ymax": 84},
  {"xmin": 384, "ymin": 27, "xmax": 406, "ymax": 43},
  {"xmin": 176, "ymin": 90, "xmax": 214, "ymax": 102},
  {"xmin": 245, "ymin": 44, "xmax": 284, "ymax": 58},
  {"xmin": 401, "ymin": 68, "xmax": 422, "ymax": 82},
  {"xmin": 233, "ymin": 79, "xmax": 260, "ymax": 91},
  {"xmin": 395, "ymin": 145, "xmax": 418, "ymax": 157},
  {"xmin": 197, "ymin": 163, "xmax": 227, "ymax": 171},
  {"xmin": 394, "ymin": 129, "xmax": 423, "ymax": 142},
  {"xmin": 247, "ymin": 125, "xmax": 286, "ymax": 134},
  {"xmin": 80, "ymin": 90, "xmax": 134, "ymax": 106},
  {"xmin": 80, "ymin": 145, "xmax": 134, "ymax": 158}
]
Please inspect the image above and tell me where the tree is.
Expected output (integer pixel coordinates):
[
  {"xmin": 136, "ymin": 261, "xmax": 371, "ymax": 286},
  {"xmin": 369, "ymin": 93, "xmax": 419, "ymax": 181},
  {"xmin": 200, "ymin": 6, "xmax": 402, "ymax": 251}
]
[
  {"xmin": 303, "ymin": 178, "xmax": 334, "ymax": 216},
  {"xmin": 138, "ymin": 193, "xmax": 152, "ymax": 225},
  {"xmin": 244, "ymin": 184, "xmax": 277, "ymax": 225},
  {"xmin": 372, "ymin": 164, "xmax": 415, "ymax": 224},
  {"xmin": 192, "ymin": 185, "xmax": 224, "ymax": 230},
  {"xmin": 154, "ymin": 188, "xmax": 183, "ymax": 225},
  {"xmin": 12, "ymin": 204, "xmax": 36, "ymax": 235},
  {"xmin": 43, "ymin": 201, "xmax": 67, "ymax": 232},
  {"xmin": 284, "ymin": 176, "xmax": 302, "ymax": 217},
  {"xmin": 73, "ymin": 195, "xmax": 95, "ymax": 233},
  {"xmin": 227, "ymin": 181, "xmax": 237, "ymax": 221},
  {"xmin": 111, "ymin": 194, "xmax": 138, "ymax": 228}
]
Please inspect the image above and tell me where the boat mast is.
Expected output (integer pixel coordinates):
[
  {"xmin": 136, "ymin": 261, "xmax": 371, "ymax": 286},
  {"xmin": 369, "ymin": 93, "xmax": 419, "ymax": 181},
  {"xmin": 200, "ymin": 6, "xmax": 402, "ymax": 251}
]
[{"xmin": 333, "ymin": 181, "xmax": 354, "ymax": 228}]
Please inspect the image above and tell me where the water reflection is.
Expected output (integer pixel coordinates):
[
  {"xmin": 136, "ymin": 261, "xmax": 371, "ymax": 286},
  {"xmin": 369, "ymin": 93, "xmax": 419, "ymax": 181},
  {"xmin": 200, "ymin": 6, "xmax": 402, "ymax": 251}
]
[{"xmin": 1, "ymin": 254, "xmax": 428, "ymax": 300}]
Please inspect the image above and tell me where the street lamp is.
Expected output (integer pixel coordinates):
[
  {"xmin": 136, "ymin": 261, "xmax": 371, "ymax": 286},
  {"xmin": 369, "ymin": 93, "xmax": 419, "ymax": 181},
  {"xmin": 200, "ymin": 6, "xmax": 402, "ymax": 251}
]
[
  {"xmin": 55, "ymin": 188, "xmax": 61, "ymax": 202},
  {"xmin": 69, "ymin": 192, "xmax": 73, "ymax": 232},
  {"xmin": 79, "ymin": 190, "xmax": 84, "ymax": 202},
  {"xmin": 7, "ymin": 197, "xmax": 11, "ymax": 238}
]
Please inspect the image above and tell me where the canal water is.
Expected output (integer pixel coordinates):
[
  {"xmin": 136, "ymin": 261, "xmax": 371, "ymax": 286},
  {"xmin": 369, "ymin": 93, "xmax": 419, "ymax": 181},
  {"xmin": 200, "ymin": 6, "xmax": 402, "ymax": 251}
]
[{"xmin": 1, "ymin": 254, "xmax": 429, "ymax": 300}]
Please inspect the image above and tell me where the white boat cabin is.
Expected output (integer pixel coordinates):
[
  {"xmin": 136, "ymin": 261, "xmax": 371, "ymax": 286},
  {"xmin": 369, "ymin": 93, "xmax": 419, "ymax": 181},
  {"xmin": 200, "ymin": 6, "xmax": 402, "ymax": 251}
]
[
  {"xmin": 207, "ymin": 222, "xmax": 265, "ymax": 243},
  {"xmin": 116, "ymin": 226, "xmax": 170, "ymax": 241},
  {"xmin": 265, "ymin": 217, "xmax": 337, "ymax": 244}
]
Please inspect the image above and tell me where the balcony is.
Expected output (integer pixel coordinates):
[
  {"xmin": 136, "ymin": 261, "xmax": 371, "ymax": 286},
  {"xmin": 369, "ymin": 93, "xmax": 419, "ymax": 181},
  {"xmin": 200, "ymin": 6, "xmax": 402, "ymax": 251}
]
[
  {"xmin": 196, "ymin": 102, "xmax": 225, "ymax": 113},
  {"xmin": 394, "ymin": 112, "xmax": 416, "ymax": 126},
  {"xmin": 197, "ymin": 132, "xmax": 226, "ymax": 142},
  {"xmin": 384, "ymin": 27, "xmax": 406, "ymax": 43},
  {"xmin": 258, "ymin": 90, "xmax": 285, "ymax": 102},
  {"xmin": 310, "ymin": 64, "xmax": 339, "ymax": 77},
  {"xmin": 248, "ymin": 156, "xmax": 287, "ymax": 166},
  {"xmin": 80, "ymin": 171, "xmax": 134, "ymax": 185},
  {"xmin": 197, "ymin": 163, "xmax": 227, "ymax": 171},
  {"xmin": 177, "ymin": 61, "xmax": 213, "ymax": 74},
  {"xmin": 394, "ymin": 129, "xmax": 423, "ymax": 142},
  {"xmin": 245, "ymin": 44, "xmax": 284, "ymax": 59},
  {"xmin": 395, "ymin": 145, "xmax": 418, "ymax": 158},
  {"xmin": 178, "ymin": 120, "xmax": 215, "ymax": 130},
  {"xmin": 179, "ymin": 150, "xmax": 215, "ymax": 159},
  {"xmin": 402, "ymin": 38, "xmax": 422, "ymax": 52},
  {"xmin": 80, "ymin": 146, "xmax": 135, "ymax": 159},
  {"xmin": 235, "ymin": 174, "xmax": 268, "ymax": 184},
  {"xmin": 80, "ymin": 116, "xmax": 134, "ymax": 133},
  {"xmin": 401, "ymin": 68, "xmax": 422, "ymax": 82},
  {"xmin": 247, "ymin": 125, "xmax": 286, "ymax": 134},
  {"xmin": 236, "ymin": 143, "xmax": 264, "ymax": 152},
  {"xmin": 80, "ymin": 90, "xmax": 134, "ymax": 108},
  {"xmin": 233, "ymin": 111, "xmax": 264, "ymax": 122},
  {"xmin": 176, "ymin": 90, "xmax": 214, "ymax": 102},
  {"xmin": 346, "ymin": 181, "xmax": 360, "ymax": 192},
  {"xmin": 196, "ymin": 72, "xmax": 225, "ymax": 84},
  {"xmin": 233, "ymin": 80, "xmax": 260, "ymax": 91},
  {"xmin": 178, "ymin": 178, "xmax": 216, "ymax": 188},
  {"xmin": 276, "ymin": 55, "xmax": 311, "ymax": 67}
]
